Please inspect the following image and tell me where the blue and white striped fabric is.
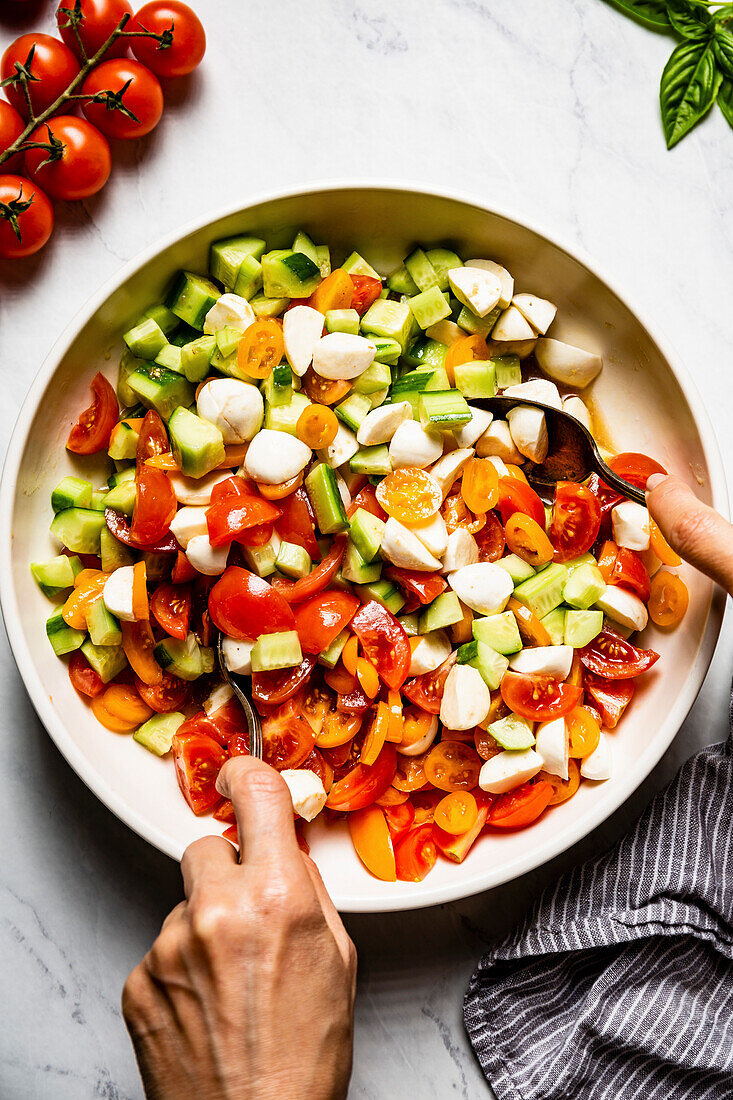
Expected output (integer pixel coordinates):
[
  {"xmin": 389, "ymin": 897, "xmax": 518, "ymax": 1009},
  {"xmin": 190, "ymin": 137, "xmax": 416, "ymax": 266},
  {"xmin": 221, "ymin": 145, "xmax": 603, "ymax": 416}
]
[{"xmin": 464, "ymin": 711, "xmax": 733, "ymax": 1099}]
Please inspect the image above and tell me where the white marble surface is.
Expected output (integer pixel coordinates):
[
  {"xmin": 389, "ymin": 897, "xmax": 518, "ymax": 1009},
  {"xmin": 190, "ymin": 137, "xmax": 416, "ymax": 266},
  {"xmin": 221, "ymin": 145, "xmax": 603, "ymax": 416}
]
[{"xmin": 1, "ymin": 0, "xmax": 732, "ymax": 1096}]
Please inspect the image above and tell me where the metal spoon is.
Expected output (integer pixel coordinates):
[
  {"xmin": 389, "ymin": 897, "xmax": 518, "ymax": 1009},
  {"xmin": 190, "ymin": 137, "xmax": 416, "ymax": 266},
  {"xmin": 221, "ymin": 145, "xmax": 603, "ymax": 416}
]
[
  {"xmin": 475, "ymin": 396, "xmax": 646, "ymax": 506},
  {"xmin": 216, "ymin": 633, "xmax": 263, "ymax": 759}
]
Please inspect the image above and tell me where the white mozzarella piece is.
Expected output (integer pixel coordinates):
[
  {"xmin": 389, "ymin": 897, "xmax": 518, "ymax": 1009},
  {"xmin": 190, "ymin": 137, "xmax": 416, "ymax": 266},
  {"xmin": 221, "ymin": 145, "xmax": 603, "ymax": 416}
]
[
  {"xmin": 448, "ymin": 266, "xmax": 502, "ymax": 318},
  {"xmin": 489, "ymin": 337, "xmax": 537, "ymax": 360},
  {"xmin": 441, "ymin": 528, "xmax": 479, "ymax": 574},
  {"xmin": 389, "ymin": 420, "xmax": 443, "ymax": 469},
  {"xmin": 485, "ymin": 455, "xmax": 510, "ymax": 478},
  {"xmin": 203, "ymin": 681, "xmax": 234, "ymax": 715},
  {"xmin": 465, "ymin": 259, "xmax": 514, "ymax": 309},
  {"xmin": 448, "ymin": 562, "xmax": 514, "ymax": 615},
  {"xmin": 356, "ymin": 401, "xmax": 412, "ymax": 446},
  {"xmin": 186, "ymin": 535, "xmax": 229, "ymax": 576},
  {"xmin": 381, "ymin": 517, "xmax": 442, "ymax": 571},
  {"xmin": 197, "ymin": 378, "xmax": 263, "ymax": 443},
  {"xmin": 475, "ymin": 418, "xmax": 524, "ymax": 463},
  {"xmin": 535, "ymin": 718, "xmax": 569, "ymax": 781},
  {"xmin": 612, "ymin": 501, "xmax": 651, "ymax": 551},
  {"xmin": 408, "ymin": 630, "xmax": 452, "ymax": 677},
  {"xmin": 563, "ymin": 395, "xmax": 592, "ymax": 432},
  {"xmin": 244, "ymin": 428, "xmax": 311, "ymax": 484},
  {"xmin": 453, "ymin": 406, "xmax": 493, "ymax": 449},
  {"xmin": 479, "ymin": 748, "xmax": 544, "ymax": 794},
  {"xmin": 512, "ymin": 293, "xmax": 557, "ymax": 335},
  {"xmin": 580, "ymin": 732, "xmax": 612, "ymax": 782},
  {"xmin": 440, "ymin": 664, "xmax": 491, "ymax": 730},
  {"xmin": 504, "ymin": 378, "xmax": 562, "ymax": 410},
  {"xmin": 535, "ymin": 338, "xmax": 602, "ymax": 389},
  {"xmin": 169, "ymin": 506, "xmax": 208, "ymax": 549},
  {"xmin": 492, "ymin": 305, "xmax": 536, "ymax": 343},
  {"xmin": 506, "ymin": 405, "xmax": 548, "ymax": 463},
  {"xmin": 510, "ymin": 645, "xmax": 574, "ymax": 680},
  {"xmin": 595, "ymin": 585, "xmax": 648, "ymax": 632},
  {"xmin": 280, "ymin": 768, "xmax": 327, "ymax": 821},
  {"xmin": 221, "ymin": 637, "xmax": 254, "ymax": 676},
  {"xmin": 203, "ymin": 292, "xmax": 255, "ymax": 335},
  {"xmin": 283, "ymin": 306, "xmax": 325, "ymax": 376},
  {"xmin": 102, "ymin": 566, "xmax": 136, "ymax": 622},
  {"xmin": 429, "ymin": 448, "xmax": 473, "ymax": 497},
  {"xmin": 405, "ymin": 511, "xmax": 448, "ymax": 558},
  {"xmin": 169, "ymin": 469, "xmax": 231, "ymax": 506},
  {"xmin": 318, "ymin": 422, "xmax": 359, "ymax": 468},
  {"xmin": 397, "ymin": 713, "xmax": 439, "ymax": 757},
  {"xmin": 312, "ymin": 332, "xmax": 376, "ymax": 380},
  {"xmin": 426, "ymin": 319, "xmax": 463, "ymax": 344}
]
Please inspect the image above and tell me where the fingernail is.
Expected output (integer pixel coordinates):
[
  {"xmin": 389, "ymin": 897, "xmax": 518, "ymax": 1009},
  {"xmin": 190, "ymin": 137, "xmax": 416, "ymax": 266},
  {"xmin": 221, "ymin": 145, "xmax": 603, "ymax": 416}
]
[
  {"xmin": 215, "ymin": 764, "xmax": 231, "ymax": 798},
  {"xmin": 646, "ymin": 473, "xmax": 666, "ymax": 491}
]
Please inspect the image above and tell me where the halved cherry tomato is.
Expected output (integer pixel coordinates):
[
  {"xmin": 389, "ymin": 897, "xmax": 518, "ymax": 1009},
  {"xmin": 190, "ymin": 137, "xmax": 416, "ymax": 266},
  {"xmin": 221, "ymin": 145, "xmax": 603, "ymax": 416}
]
[
  {"xmin": 94, "ymin": 684, "xmax": 152, "ymax": 731},
  {"xmin": 349, "ymin": 274, "xmax": 382, "ymax": 315},
  {"xmin": 213, "ymin": 799, "xmax": 236, "ymax": 825},
  {"xmin": 610, "ymin": 547, "xmax": 651, "ymax": 602},
  {"xmin": 392, "ymin": 752, "xmax": 429, "ymax": 793},
  {"xmin": 350, "ymin": 600, "xmax": 411, "ymax": 691},
  {"xmin": 121, "ymin": 619, "xmax": 162, "ymax": 685},
  {"xmin": 449, "ymin": 602, "xmax": 474, "ymax": 645},
  {"xmin": 360, "ymin": 701, "xmax": 390, "ymax": 766},
  {"xmin": 130, "ymin": 464, "xmax": 177, "ymax": 548},
  {"xmin": 326, "ymin": 743, "xmax": 397, "ymax": 811},
  {"xmin": 251, "ymin": 655, "xmax": 317, "ymax": 707},
  {"xmin": 376, "ymin": 468, "xmax": 442, "ymax": 523},
  {"xmin": 66, "ymin": 372, "xmax": 118, "ymax": 454},
  {"xmin": 506, "ymin": 597, "xmax": 552, "ymax": 647},
  {"xmin": 150, "ymin": 582, "xmax": 191, "ymax": 640},
  {"xmin": 206, "ymin": 495, "xmax": 281, "ymax": 548},
  {"xmin": 497, "ymin": 477, "xmax": 545, "ymax": 528},
  {"xmin": 424, "ymin": 740, "xmax": 482, "ymax": 792},
  {"xmin": 324, "ymin": 663, "xmax": 357, "ymax": 695},
  {"xmin": 236, "ymin": 318, "xmax": 283, "ymax": 379},
  {"xmin": 271, "ymin": 537, "xmax": 347, "ymax": 603},
  {"xmin": 474, "ymin": 725, "xmax": 503, "ymax": 760},
  {"xmin": 441, "ymin": 491, "xmax": 486, "ymax": 535},
  {"xmin": 171, "ymin": 550, "xmax": 197, "ymax": 583},
  {"xmin": 107, "ymin": 508, "xmax": 179, "ymax": 556},
  {"xmin": 337, "ymin": 685, "xmax": 371, "ymax": 715},
  {"xmin": 608, "ymin": 452, "xmax": 667, "ymax": 490},
  {"xmin": 385, "ymin": 567, "xmax": 446, "ymax": 605},
  {"xmin": 178, "ymin": 699, "xmax": 248, "ymax": 749},
  {"xmin": 146, "ymin": 452, "xmax": 179, "ymax": 472},
  {"xmin": 377, "ymin": 785, "xmax": 410, "ymax": 807},
  {"xmin": 260, "ymin": 694, "xmax": 316, "ymax": 769},
  {"xmin": 301, "ymin": 685, "xmax": 362, "ymax": 748},
  {"xmin": 394, "ymin": 823, "xmax": 437, "ymax": 882},
  {"xmin": 62, "ymin": 571, "xmax": 108, "ymax": 628},
  {"xmin": 135, "ymin": 671, "xmax": 190, "ymax": 713},
  {"xmin": 275, "ymin": 487, "xmax": 320, "ymax": 559},
  {"xmin": 382, "ymin": 799, "xmax": 415, "ymax": 840},
  {"xmin": 209, "ymin": 567, "xmax": 296, "ymax": 640},
  {"xmin": 301, "ymin": 746, "xmax": 333, "ymax": 792},
  {"xmin": 136, "ymin": 410, "xmax": 169, "ymax": 464},
  {"xmin": 567, "ymin": 705, "xmax": 600, "ymax": 758},
  {"xmin": 444, "ymin": 333, "xmax": 489, "ymax": 386},
  {"xmin": 68, "ymin": 651, "xmax": 105, "ymax": 698},
  {"xmin": 172, "ymin": 732, "xmax": 227, "ymax": 815},
  {"xmin": 434, "ymin": 791, "xmax": 478, "ymax": 834},
  {"xmin": 549, "ymin": 482, "xmax": 601, "ymax": 563},
  {"xmin": 649, "ymin": 518, "xmax": 681, "ymax": 567},
  {"xmin": 587, "ymin": 473, "xmax": 624, "ymax": 522},
  {"xmin": 648, "ymin": 571, "xmax": 689, "ymax": 627},
  {"xmin": 501, "ymin": 671, "xmax": 582, "ymax": 721},
  {"xmin": 131, "ymin": 560, "xmax": 149, "ymax": 620},
  {"xmin": 348, "ymin": 804, "xmax": 396, "ymax": 881},
  {"xmin": 474, "ymin": 512, "xmax": 506, "ymax": 562},
  {"xmin": 309, "ymin": 268, "xmax": 353, "ymax": 313},
  {"xmin": 580, "ymin": 631, "xmax": 659, "ymax": 680},
  {"xmin": 488, "ymin": 780, "xmax": 553, "ymax": 829},
  {"xmin": 461, "ymin": 458, "xmax": 499, "ymax": 514},
  {"xmin": 505, "ymin": 513, "xmax": 554, "ymax": 569},
  {"xmin": 302, "ymin": 366, "xmax": 350, "ymax": 406},
  {"xmin": 403, "ymin": 653, "xmax": 456, "ymax": 714},
  {"xmin": 296, "ymin": 403, "xmax": 338, "ymax": 449},
  {"xmin": 434, "ymin": 793, "xmax": 491, "ymax": 862},
  {"xmin": 347, "ymin": 482, "xmax": 387, "ymax": 521},
  {"xmin": 584, "ymin": 672, "xmax": 634, "ymax": 728},
  {"xmin": 398, "ymin": 705, "xmax": 435, "ymax": 753},
  {"xmin": 596, "ymin": 539, "xmax": 619, "ymax": 582},
  {"xmin": 542, "ymin": 759, "xmax": 581, "ymax": 805}
]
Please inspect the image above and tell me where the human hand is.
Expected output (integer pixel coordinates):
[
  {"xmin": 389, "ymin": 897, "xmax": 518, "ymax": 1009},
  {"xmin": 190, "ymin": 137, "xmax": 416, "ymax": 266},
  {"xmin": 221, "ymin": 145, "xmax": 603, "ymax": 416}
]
[
  {"xmin": 646, "ymin": 473, "xmax": 733, "ymax": 595},
  {"xmin": 122, "ymin": 756, "xmax": 356, "ymax": 1100}
]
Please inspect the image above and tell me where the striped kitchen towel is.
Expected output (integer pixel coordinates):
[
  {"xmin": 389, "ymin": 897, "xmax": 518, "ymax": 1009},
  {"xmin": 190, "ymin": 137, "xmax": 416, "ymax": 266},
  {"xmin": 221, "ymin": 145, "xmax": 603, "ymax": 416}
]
[{"xmin": 464, "ymin": 716, "xmax": 733, "ymax": 1099}]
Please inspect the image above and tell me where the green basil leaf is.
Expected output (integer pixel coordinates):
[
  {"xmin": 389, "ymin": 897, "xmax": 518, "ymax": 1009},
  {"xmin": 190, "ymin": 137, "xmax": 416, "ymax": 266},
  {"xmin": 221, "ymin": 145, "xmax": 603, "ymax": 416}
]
[
  {"xmin": 660, "ymin": 39, "xmax": 723, "ymax": 147},
  {"xmin": 605, "ymin": 0, "xmax": 671, "ymax": 29},
  {"xmin": 719, "ymin": 78, "xmax": 733, "ymax": 126},
  {"xmin": 714, "ymin": 26, "xmax": 733, "ymax": 78},
  {"xmin": 666, "ymin": 0, "xmax": 713, "ymax": 39}
]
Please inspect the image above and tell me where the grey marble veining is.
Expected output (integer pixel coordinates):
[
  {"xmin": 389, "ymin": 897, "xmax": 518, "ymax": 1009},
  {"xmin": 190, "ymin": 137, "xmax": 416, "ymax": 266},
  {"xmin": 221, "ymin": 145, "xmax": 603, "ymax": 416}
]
[{"xmin": 1, "ymin": 0, "xmax": 732, "ymax": 1096}]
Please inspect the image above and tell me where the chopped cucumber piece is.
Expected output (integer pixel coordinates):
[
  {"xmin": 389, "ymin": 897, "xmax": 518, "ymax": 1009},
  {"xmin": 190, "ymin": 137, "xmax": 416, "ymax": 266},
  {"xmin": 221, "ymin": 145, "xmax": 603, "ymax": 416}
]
[
  {"xmin": 349, "ymin": 444, "xmax": 391, "ymax": 476},
  {"xmin": 240, "ymin": 532, "xmax": 280, "ymax": 578},
  {"xmin": 167, "ymin": 271, "xmax": 221, "ymax": 329},
  {"xmin": 496, "ymin": 554, "xmax": 536, "ymax": 585},
  {"xmin": 335, "ymin": 392, "xmax": 371, "ymax": 433},
  {"xmin": 356, "ymin": 579, "xmax": 405, "ymax": 615},
  {"xmin": 453, "ymin": 360, "xmax": 497, "ymax": 399},
  {"xmin": 540, "ymin": 607, "xmax": 567, "ymax": 645},
  {"xmin": 181, "ymin": 335, "xmax": 217, "ymax": 383},
  {"xmin": 262, "ymin": 370, "xmax": 292, "ymax": 409},
  {"xmin": 318, "ymin": 629, "xmax": 349, "ymax": 668},
  {"xmin": 408, "ymin": 285, "xmax": 451, "ymax": 330},
  {"xmin": 233, "ymin": 254, "xmax": 263, "ymax": 300},
  {"xmin": 154, "ymin": 632, "xmax": 211, "ymax": 680},
  {"xmin": 107, "ymin": 466, "xmax": 135, "ymax": 489},
  {"xmin": 31, "ymin": 554, "xmax": 82, "ymax": 597},
  {"xmin": 341, "ymin": 251, "xmax": 380, "ymax": 280},
  {"xmin": 46, "ymin": 607, "xmax": 85, "ymax": 656},
  {"xmin": 404, "ymin": 248, "xmax": 441, "ymax": 292},
  {"xmin": 90, "ymin": 491, "xmax": 109, "ymax": 511},
  {"xmin": 128, "ymin": 362, "xmax": 194, "ymax": 420},
  {"xmin": 457, "ymin": 638, "xmax": 509, "ymax": 690},
  {"xmin": 342, "ymin": 540, "xmax": 381, "ymax": 583},
  {"xmin": 514, "ymin": 563, "xmax": 569, "ymax": 619},
  {"xmin": 108, "ymin": 421, "xmax": 139, "ymax": 462},
  {"xmin": 168, "ymin": 406, "xmax": 225, "ymax": 478},
  {"xmin": 209, "ymin": 235, "xmax": 266, "ymax": 289},
  {"xmin": 386, "ymin": 264, "xmax": 419, "ymax": 296},
  {"xmin": 360, "ymin": 299, "xmax": 414, "ymax": 350},
  {"xmin": 215, "ymin": 326, "xmax": 243, "ymax": 359},
  {"xmin": 373, "ymin": 338, "xmax": 402, "ymax": 365},
  {"xmin": 418, "ymin": 389, "xmax": 471, "ymax": 430},
  {"xmin": 368, "ymin": 386, "xmax": 390, "ymax": 410},
  {"xmin": 565, "ymin": 609, "xmax": 604, "ymax": 648},
  {"xmin": 275, "ymin": 541, "xmax": 312, "ymax": 579},
  {"xmin": 134, "ymin": 711, "xmax": 186, "ymax": 756},
  {"xmin": 425, "ymin": 248, "xmax": 462, "ymax": 291},
  {"xmin": 349, "ymin": 508, "xmax": 385, "ymax": 562},
  {"xmin": 154, "ymin": 343, "xmax": 183, "ymax": 373},
  {"xmin": 315, "ymin": 244, "xmax": 331, "ymax": 277},
  {"xmin": 124, "ymin": 316, "xmax": 167, "ymax": 360},
  {"xmin": 397, "ymin": 612, "xmax": 420, "ymax": 637},
  {"xmin": 563, "ymin": 563, "xmax": 606, "ymax": 610},
  {"xmin": 265, "ymin": 390, "xmax": 311, "ymax": 435},
  {"xmin": 493, "ymin": 354, "xmax": 522, "ymax": 389},
  {"xmin": 250, "ymin": 630, "xmax": 302, "ymax": 672},
  {"xmin": 50, "ymin": 508, "xmax": 105, "ymax": 554},
  {"xmin": 262, "ymin": 249, "xmax": 321, "ymax": 298},
  {"xmin": 105, "ymin": 479, "xmax": 136, "ymax": 516},
  {"xmin": 81, "ymin": 639, "xmax": 127, "ymax": 682},
  {"xmin": 117, "ymin": 349, "xmax": 144, "ymax": 406},
  {"xmin": 87, "ymin": 599, "xmax": 122, "ymax": 647},
  {"xmin": 456, "ymin": 304, "xmax": 500, "ymax": 337},
  {"xmin": 419, "ymin": 591, "xmax": 463, "ymax": 633},
  {"xmin": 51, "ymin": 476, "xmax": 92, "ymax": 514},
  {"xmin": 250, "ymin": 294, "xmax": 289, "ymax": 318},
  {"xmin": 564, "ymin": 552, "xmax": 598, "ymax": 575},
  {"xmin": 305, "ymin": 463, "xmax": 349, "ymax": 535},
  {"xmin": 473, "ymin": 611, "xmax": 522, "ymax": 655},
  {"xmin": 326, "ymin": 308, "xmax": 360, "ymax": 335},
  {"xmin": 100, "ymin": 526, "xmax": 134, "ymax": 572},
  {"xmin": 489, "ymin": 713, "xmax": 535, "ymax": 750},
  {"xmin": 401, "ymin": 338, "xmax": 448, "ymax": 371},
  {"xmin": 141, "ymin": 303, "xmax": 180, "ymax": 336},
  {"xmin": 272, "ymin": 363, "xmax": 292, "ymax": 388},
  {"xmin": 292, "ymin": 230, "xmax": 320, "ymax": 265}
]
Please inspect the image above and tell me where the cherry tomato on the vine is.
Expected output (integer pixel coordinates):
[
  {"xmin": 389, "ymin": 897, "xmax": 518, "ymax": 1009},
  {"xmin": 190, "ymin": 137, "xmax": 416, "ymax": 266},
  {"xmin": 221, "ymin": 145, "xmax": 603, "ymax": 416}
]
[
  {"xmin": 0, "ymin": 174, "xmax": 53, "ymax": 258},
  {"xmin": 1, "ymin": 34, "xmax": 80, "ymax": 118},
  {"xmin": 82, "ymin": 58, "xmax": 164, "ymax": 139},
  {"xmin": 128, "ymin": 1, "xmax": 206, "ymax": 78},
  {"xmin": 57, "ymin": 0, "xmax": 133, "ymax": 60},
  {"xmin": 0, "ymin": 102, "xmax": 24, "ymax": 172},
  {"xmin": 24, "ymin": 116, "xmax": 111, "ymax": 200}
]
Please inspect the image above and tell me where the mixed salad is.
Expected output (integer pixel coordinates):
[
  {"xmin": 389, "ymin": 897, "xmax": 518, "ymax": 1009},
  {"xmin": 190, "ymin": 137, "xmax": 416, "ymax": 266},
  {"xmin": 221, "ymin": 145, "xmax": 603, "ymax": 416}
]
[{"xmin": 32, "ymin": 232, "xmax": 690, "ymax": 883}]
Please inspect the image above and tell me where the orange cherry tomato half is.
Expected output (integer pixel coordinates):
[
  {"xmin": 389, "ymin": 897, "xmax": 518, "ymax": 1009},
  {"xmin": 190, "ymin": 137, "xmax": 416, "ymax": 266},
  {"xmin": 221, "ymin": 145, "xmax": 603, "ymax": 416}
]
[
  {"xmin": 444, "ymin": 334, "xmax": 490, "ymax": 386},
  {"xmin": 376, "ymin": 467, "xmax": 443, "ymax": 524},
  {"xmin": 121, "ymin": 619, "xmax": 163, "ymax": 685},
  {"xmin": 423, "ymin": 740, "xmax": 482, "ymax": 792},
  {"xmin": 497, "ymin": 476, "xmax": 545, "ymax": 529},
  {"xmin": 135, "ymin": 671, "xmax": 190, "ymax": 714},
  {"xmin": 308, "ymin": 268, "xmax": 353, "ymax": 313},
  {"xmin": 506, "ymin": 597, "xmax": 552, "ymax": 647},
  {"xmin": 66, "ymin": 372, "xmax": 118, "ymax": 454},
  {"xmin": 434, "ymin": 791, "xmax": 478, "ymax": 835},
  {"xmin": 392, "ymin": 752, "xmax": 430, "ymax": 793},
  {"xmin": 62, "ymin": 571, "xmax": 108, "ymax": 629},
  {"xmin": 441, "ymin": 491, "xmax": 486, "ymax": 535},
  {"xmin": 566, "ymin": 705, "xmax": 600, "ymax": 758},
  {"xmin": 302, "ymin": 366, "xmax": 351, "ymax": 406},
  {"xmin": 596, "ymin": 539, "xmax": 619, "ymax": 582},
  {"xmin": 434, "ymin": 793, "xmax": 491, "ymax": 862},
  {"xmin": 488, "ymin": 780, "xmax": 553, "ymax": 829},
  {"xmin": 348, "ymin": 804, "xmax": 396, "ymax": 881},
  {"xmin": 542, "ymin": 759, "xmax": 581, "ymax": 806},
  {"xmin": 131, "ymin": 560, "xmax": 149, "ymax": 620},
  {"xmin": 94, "ymin": 684, "xmax": 153, "ymax": 731},
  {"xmin": 296, "ymin": 403, "xmax": 338, "ymax": 449},
  {"xmin": 504, "ymin": 513, "xmax": 554, "ymax": 569},
  {"xmin": 460, "ymin": 457, "xmax": 498, "ymax": 515},
  {"xmin": 236, "ymin": 318, "xmax": 284, "ymax": 379},
  {"xmin": 649, "ymin": 518, "xmax": 682, "ymax": 568},
  {"xmin": 648, "ymin": 570, "xmax": 689, "ymax": 627}
]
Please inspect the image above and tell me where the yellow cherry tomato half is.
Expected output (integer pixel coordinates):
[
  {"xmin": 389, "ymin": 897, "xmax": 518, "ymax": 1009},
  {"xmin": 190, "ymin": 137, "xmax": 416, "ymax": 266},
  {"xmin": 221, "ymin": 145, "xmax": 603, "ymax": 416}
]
[
  {"xmin": 567, "ymin": 706, "xmax": 600, "ymax": 759},
  {"xmin": 504, "ymin": 513, "xmax": 554, "ymax": 569},
  {"xmin": 434, "ymin": 790, "xmax": 479, "ymax": 834},
  {"xmin": 542, "ymin": 759, "xmax": 581, "ymax": 806},
  {"xmin": 348, "ymin": 804, "xmax": 396, "ymax": 881},
  {"xmin": 376, "ymin": 467, "xmax": 443, "ymax": 523},
  {"xmin": 649, "ymin": 518, "xmax": 682, "ymax": 568},
  {"xmin": 461, "ymin": 457, "xmax": 499, "ymax": 515},
  {"xmin": 296, "ymin": 403, "xmax": 338, "ymax": 449},
  {"xmin": 648, "ymin": 570, "xmax": 689, "ymax": 627},
  {"xmin": 236, "ymin": 318, "xmax": 284, "ymax": 379}
]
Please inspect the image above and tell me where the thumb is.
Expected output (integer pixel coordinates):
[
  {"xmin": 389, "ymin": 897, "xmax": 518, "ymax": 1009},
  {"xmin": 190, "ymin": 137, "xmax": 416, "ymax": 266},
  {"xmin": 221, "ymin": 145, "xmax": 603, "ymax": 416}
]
[
  {"xmin": 645, "ymin": 474, "xmax": 733, "ymax": 595},
  {"xmin": 215, "ymin": 755, "xmax": 302, "ymax": 870}
]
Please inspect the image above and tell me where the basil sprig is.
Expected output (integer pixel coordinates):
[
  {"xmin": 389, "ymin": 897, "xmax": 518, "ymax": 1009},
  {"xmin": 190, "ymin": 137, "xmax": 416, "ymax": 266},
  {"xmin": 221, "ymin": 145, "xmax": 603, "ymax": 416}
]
[{"xmin": 605, "ymin": 0, "xmax": 733, "ymax": 146}]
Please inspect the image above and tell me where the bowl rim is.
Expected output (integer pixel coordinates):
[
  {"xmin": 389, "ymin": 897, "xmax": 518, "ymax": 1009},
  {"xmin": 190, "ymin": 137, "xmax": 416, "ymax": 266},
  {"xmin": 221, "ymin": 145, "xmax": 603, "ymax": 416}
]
[{"xmin": 1, "ymin": 180, "xmax": 727, "ymax": 912}]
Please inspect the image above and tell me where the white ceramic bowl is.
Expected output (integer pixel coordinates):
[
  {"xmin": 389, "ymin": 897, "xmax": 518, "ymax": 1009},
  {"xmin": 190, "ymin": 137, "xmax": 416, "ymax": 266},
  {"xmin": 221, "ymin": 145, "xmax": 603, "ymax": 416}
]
[{"xmin": 1, "ymin": 184, "xmax": 726, "ymax": 912}]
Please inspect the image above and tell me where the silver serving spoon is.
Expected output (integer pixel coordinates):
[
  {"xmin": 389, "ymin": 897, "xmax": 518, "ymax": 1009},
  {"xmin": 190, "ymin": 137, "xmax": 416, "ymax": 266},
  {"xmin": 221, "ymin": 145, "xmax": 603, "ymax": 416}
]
[
  {"xmin": 476, "ymin": 396, "xmax": 646, "ymax": 506},
  {"xmin": 216, "ymin": 633, "xmax": 263, "ymax": 759}
]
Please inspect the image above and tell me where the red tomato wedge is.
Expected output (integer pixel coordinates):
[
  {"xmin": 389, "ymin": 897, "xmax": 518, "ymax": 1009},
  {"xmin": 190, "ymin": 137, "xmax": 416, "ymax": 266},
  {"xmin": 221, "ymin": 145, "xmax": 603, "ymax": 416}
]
[
  {"xmin": 549, "ymin": 482, "xmax": 602, "ymax": 563},
  {"xmin": 385, "ymin": 568, "xmax": 446, "ymax": 605},
  {"xmin": 488, "ymin": 780, "xmax": 553, "ymax": 829},
  {"xmin": 347, "ymin": 482, "xmax": 387, "ymax": 521},
  {"xmin": 326, "ymin": 744, "xmax": 397, "ymax": 811},
  {"xmin": 172, "ymin": 732, "xmax": 227, "ymax": 815},
  {"xmin": 130, "ymin": 464, "xmax": 177, "ymax": 548},
  {"xmin": 394, "ymin": 823, "xmax": 438, "ymax": 882},
  {"xmin": 150, "ymin": 582, "xmax": 191, "ymax": 640},
  {"xmin": 580, "ymin": 631, "xmax": 660, "ymax": 680},
  {"xmin": 337, "ymin": 685, "xmax": 372, "ymax": 714},
  {"xmin": 403, "ymin": 653, "xmax": 457, "ymax": 714},
  {"xmin": 610, "ymin": 548, "xmax": 651, "ymax": 602},
  {"xmin": 106, "ymin": 508, "xmax": 180, "ymax": 554},
  {"xmin": 135, "ymin": 672, "xmax": 190, "ymax": 713},
  {"xmin": 178, "ymin": 699, "xmax": 249, "ymax": 748},
  {"xmin": 251, "ymin": 655, "xmax": 317, "ymax": 707},
  {"xmin": 500, "ymin": 671, "xmax": 582, "ymax": 721},
  {"xmin": 271, "ymin": 536, "xmax": 347, "ymax": 604},
  {"xmin": 206, "ymin": 495, "xmax": 281, "ymax": 548},
  {"xmin": 67, "ymin": 372, "xmax": 118, "ymax": 454},
  {"xmin": 136, "ymin": 410, "xmax": 169, "ymax": 464},
  {"xmin": 68, "ymin": 651, "xmax": 105, "ymax": 698},
  {"xmin": 294, "ymin": 591, "xmax": 359, "ymax": 654},
  {"xmin": 497, "ymin": 477, "xmax": 545, "ymax": 528},
  {"xmin": 350, "ymin": 600, "xmax": 411, "ymax": 691},
  {"xmin": 584, "ymin": 672, "xmax": 635, "ymax": 728},
  {"xmin": 586, "ymin": 472, "xmax": 624, "ymax": 517},
  {"xmin": 349, "ymin": 274, "xmax": 382, "ymax": 315},
  {"xmin": 260, "ymin": 695, "xmax": 316, "ymax": 770},
  {"xmin": 474, "ymin": 511, "xmax": 506, "ymax": 562},
  {"xmin": 275, "ymin": 487, "xmax": 320, "ymax": 559},
  {"xmin": 208, "ymin": 567, "xmax": 296, "ymax": 641},
  {"xmin": 608, "ymin": 452, "xmax": 667, "ymax": 490},
  {"xmin": 171, "ymin": 550, "xmax": 198, "ymax": 582}
]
